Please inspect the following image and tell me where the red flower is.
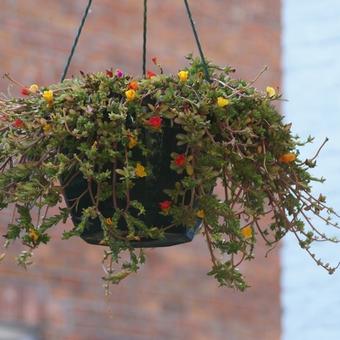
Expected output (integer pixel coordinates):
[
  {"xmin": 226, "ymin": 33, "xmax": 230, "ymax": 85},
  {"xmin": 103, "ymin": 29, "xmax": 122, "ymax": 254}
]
[
  {"xmin": 106, "ymin": 69, "xmax": 113, "ymax": 77},
  {"xmin": 146, "ymin": 116, "xmax": 162, "ymax": 129},
  {"xmin": 146, "ymin": 70, "xmax": 156, "ymax": 79},
  {"xmin": 12, "ymin": 118, "xmax": 24, "ymax": 128},
  {"xmin": 175, "ymin": 154, "xmax": 186, "ymax": 167},
  {"xmin": 21, "ymin": 87, "xmax": 30, "ymax": 96},
  {"xmin": 151, "ymin": 57, "xmax": 157, "ymax": 65},
  {"xmin": 159, "ymin": 200, "xmax": 171, "ymax": 211}
]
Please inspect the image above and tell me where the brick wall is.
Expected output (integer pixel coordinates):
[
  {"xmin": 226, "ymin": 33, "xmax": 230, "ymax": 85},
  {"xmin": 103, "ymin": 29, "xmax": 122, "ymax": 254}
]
[{"xmin": 0, "ymin": 1, "xmax": 281, "ymax": 339}]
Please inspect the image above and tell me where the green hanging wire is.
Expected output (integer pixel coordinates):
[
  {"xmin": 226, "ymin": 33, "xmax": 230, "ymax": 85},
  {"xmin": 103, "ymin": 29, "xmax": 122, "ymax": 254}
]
[
  {"xmin": 61, "ymin": 0, "xmax": 93, "ymax": 82},
  {"xmin": 183, "ymin": 0, "xmax": 210, "ymax": 81},
  {"xmin": 60, "ymin": 0, "xmax": 208, "ymax": 82},
  {"xmin": 142, "ymin": 0, "xmax": 148, "ymax": 76}
]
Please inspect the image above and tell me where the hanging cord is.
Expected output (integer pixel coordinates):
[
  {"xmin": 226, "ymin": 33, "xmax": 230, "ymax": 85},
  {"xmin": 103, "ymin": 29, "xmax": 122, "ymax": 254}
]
[
  {"xmin": 60, "ymin": 0, "xmax": 207, "ymax": 81},
  {"xmin": 183, "ymin": 0, "xmax": 210, "ymax": 81},
  {"xmin": 142, "ymin": 0, "xmax": 148, "ymax": 76},
  {"xmin": 61, "ymin": 0, "xmax": 93, "ymax": 82}
]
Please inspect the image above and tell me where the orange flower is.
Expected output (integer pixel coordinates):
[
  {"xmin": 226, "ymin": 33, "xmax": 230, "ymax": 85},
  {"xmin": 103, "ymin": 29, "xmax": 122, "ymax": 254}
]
[
  {"xmin": 128, "ymin": 81, "xmax": 139, "ymax": 91},
  {"xmin": 241, "ymin": 225, "xmax": 253, "ymax": 239},
  {"xmin": 279, "ymin": 153, "xmax": 296, "ymax": 164}
]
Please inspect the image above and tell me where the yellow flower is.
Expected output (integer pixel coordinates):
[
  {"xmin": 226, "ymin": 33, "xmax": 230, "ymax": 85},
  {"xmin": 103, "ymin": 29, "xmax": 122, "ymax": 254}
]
[
  {"xmin": 135, "ymin": 163, "xmax": 147, "ymax": 177},
  {"xmin": 28, "ymin": 228, "xmax": 39, "ymax": 242},
  {"xmin": 266, "ymin": 86, "xmax": 276, "ymax": 98},
  {"xmin": 128, "ymin": 135, "xmax": 138, "ymax": 149},
  {"xmin": 279, "ymin": 153, "xmax": 296, "ymax": 164},
  {"xmin": 91, "ymin": 141, "xmax": 98, "ymax": 150},
  {"xmin": 245, "ymin": 117, "xmax": 252, "ymax": 124},
  {"xmin": 29, "ymin": 84, "xmax": 39, "ymax": 93},
  {"xmin": 241, "ymin": 225, "xmax": 253, "ymax": 239},
  {"xmin": 196, "ymin": 210, "xmax": 205, "ymax": 219},
  {"xmin": 125, "ymin": 89, "xmax": 136, "ymax": 101},
  {"xmin": 42, "ymin": 124, "xmax": 52, "ymax": 134},
  {"xmin": 127, "ymin": 234, "xmax": 141, "ymax": 241},
  {"xmin": 178, "ymin": 70, "xmax": 189, "ymax": 82},
  {"xmin": 186, "ymin": 164, "xmax": 194, "ymax": 176},
  {"xmin": 217, "ymin": 97, "xmax": 230, "ymax": 108},
  {"xmin": 43, "ymin": 90, "xmax": 54, "ymax": 103}
]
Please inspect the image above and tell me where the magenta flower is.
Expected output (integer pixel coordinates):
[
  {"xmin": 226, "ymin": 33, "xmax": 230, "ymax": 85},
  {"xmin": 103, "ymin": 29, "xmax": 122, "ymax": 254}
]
[{"xmin": 116, "ymin": 69, "xmax": 124, "ymax": 78}]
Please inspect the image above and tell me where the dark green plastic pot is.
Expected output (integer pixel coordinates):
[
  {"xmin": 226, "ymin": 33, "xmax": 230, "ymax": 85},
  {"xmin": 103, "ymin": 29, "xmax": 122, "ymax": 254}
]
[{"xmin": 62, "ymin": 124, "xmax": 201, "ymax": 248}]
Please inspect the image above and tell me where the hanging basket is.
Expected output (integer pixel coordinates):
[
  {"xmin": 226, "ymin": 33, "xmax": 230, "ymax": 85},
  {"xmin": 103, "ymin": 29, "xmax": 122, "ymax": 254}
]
[{"xmin": 1, "ymin": 59, "xmax": 339, "ymax": 289}]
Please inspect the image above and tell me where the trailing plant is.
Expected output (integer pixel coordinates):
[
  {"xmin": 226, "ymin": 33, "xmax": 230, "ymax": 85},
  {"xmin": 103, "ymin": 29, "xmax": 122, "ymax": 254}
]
[{"xmin": 0, "ymin": 56, "xmax": 339, "ymax": 291}]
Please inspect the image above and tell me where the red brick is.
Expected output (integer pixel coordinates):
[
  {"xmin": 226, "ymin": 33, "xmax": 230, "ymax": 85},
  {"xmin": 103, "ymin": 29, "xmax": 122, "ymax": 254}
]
[{"xmin": 0, "ymin": 1, "xmax": 281, "ymax": 339}]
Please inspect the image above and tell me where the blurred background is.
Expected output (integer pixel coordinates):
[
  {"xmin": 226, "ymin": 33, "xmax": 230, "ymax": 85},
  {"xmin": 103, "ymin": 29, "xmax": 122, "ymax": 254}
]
[
  {"xmin": 0, "ymin": 0, "xmax": 308, "ymax": 339},
  {"xmin": 282, "ymin": 1, "xmax": 340, "ymax": 339}
]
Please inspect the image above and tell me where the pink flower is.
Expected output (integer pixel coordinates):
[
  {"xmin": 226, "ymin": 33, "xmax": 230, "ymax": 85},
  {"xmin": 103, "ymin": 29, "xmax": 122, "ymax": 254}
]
[
  {"xmin": 0, "ymin": 114, "xmax": 8, "ymax": 121},
  {"xmin": 116, "ymin": 69, "xmax": 124, "ymax": 78}
]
